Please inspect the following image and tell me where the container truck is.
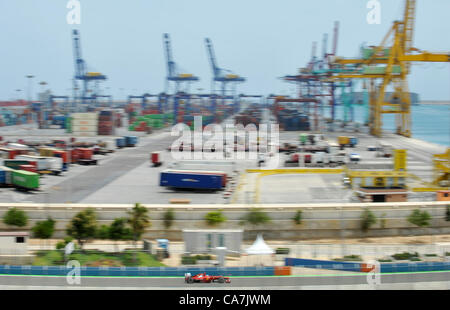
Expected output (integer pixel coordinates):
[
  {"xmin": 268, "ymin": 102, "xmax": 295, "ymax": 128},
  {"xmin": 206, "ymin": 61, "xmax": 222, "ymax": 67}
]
[
  {"xmin": 71, "ymin": 148, "xmax": 97, "ymax": 165},
  {"xmin": 160, "ymin": 170, "xmax": 225, "ymax": 190},
  {"xmin": 151, "ymin": 152, "xmax": 162, "ymax": 167},
  {"xmin": 11, "ymin": 170, "xmax": 39, "ymax": 191},
  {"xmin": 116, "ymin": 137, "xmax": 126, "ymax": 148},
  {"xmin": 15, "ymin": 155, "xmax": 63, "ymax": 175},
  {"xmin": 124, "ymin": 136, "xmax": 138, "ymax": 147},
  {"xmin": 3, "ymin": 159, "xmax": 37, "ymax": 170}
]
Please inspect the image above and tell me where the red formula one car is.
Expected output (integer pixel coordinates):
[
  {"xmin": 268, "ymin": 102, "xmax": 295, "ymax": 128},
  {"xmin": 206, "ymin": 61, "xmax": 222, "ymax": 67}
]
[{"xmin": 185, "ymin": 272, "xmax": 231, "ymax": 284}]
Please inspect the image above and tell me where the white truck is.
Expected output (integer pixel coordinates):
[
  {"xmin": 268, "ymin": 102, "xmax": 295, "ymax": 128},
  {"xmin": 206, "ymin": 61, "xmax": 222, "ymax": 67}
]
[{"xmin": 15, "ymin": 155, "xmax": 63, "ymax": 175}]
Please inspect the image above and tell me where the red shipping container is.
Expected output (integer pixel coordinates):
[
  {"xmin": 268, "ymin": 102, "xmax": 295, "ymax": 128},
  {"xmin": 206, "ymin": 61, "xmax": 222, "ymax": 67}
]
[
  {"xmin": 78, "ymin": 148, "xmax": 93, "ymax": 160},
  {"xmin": 53, "ymin": 150, "xmax": 68, "ymax": 163},
  {"xmin": 304, "ymin": 154, "xmax": 312, "ymax": 163},
  {"xmin": 19, "ymin": 164, "xmax": 37, "ymax": 173},
  {"xmin": 151, "ymin": 152, "xmax": 160, "ymax": 164}
]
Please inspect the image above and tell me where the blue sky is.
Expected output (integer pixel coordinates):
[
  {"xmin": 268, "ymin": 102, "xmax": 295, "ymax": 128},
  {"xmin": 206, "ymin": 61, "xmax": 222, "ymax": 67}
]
[{"xmin": 0, "ymin": 0, "xmax": 449, "ymax": 100}]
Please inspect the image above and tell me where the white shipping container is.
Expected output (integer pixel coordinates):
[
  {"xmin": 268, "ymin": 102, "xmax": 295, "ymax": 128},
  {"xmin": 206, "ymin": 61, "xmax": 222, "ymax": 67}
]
[
  {"xmin": 15, "ymin": 155, "xmax": 61, "ymax": 171},
  {"xmin": 71, "ymin": 112, "xmax": 98, "ymax": 120},
  {"xmin": 72, "ymin": 131, "xmax": 97, "ymax": 137},
  {"xmin": 72, "ymin": 125, "xmax": 98, "ymax": 132},
  {"xmin": 72, "ymin": 119, "xmax": 98, "ymax": 126}
]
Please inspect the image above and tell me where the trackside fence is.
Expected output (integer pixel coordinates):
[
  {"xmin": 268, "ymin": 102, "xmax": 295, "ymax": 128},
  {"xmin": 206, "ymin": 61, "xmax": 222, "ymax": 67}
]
[
  {"xmin": 0, "ymin": 265, "xmax": 275, "ymax": 277},
  {"xmin": 284, "ymin": 258, "xmax": 450, "ymax": 273}
]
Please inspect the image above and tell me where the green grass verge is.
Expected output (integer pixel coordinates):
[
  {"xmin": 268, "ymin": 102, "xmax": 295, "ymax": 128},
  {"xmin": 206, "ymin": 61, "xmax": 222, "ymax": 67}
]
[{"xmin": 32, "ymin": 250, "xmax": 166, "ymax": 267}]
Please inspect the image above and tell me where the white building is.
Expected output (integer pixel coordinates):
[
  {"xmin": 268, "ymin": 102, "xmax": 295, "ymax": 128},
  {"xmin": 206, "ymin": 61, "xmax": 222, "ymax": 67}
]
[
  {"xmin": 0, "ymin": 232, "xmax": 29, "ymax": 255},
  {"xmin": 183, "ymin": 229, "xmax": 243, "ymax": 255}
]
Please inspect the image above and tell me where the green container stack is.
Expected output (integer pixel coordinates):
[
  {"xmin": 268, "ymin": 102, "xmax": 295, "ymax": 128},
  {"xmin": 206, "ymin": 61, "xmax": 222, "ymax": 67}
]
[
  {"xmin": 65, "ymin": 117, "xmax": 72, "ymax": 133},
  {"xmin": 11, "ymin": 170, "xmax": 39, "ymax": 190},
  {"xmin": 129, "ymin": 114, "xmax": 173, "ymax": 131}
]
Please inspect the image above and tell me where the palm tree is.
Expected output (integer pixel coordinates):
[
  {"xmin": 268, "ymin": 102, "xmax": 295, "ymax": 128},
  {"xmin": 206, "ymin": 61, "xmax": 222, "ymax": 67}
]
[{"xmin": 127, "ymin": 203, "xmax": 151, "ymax": 263}]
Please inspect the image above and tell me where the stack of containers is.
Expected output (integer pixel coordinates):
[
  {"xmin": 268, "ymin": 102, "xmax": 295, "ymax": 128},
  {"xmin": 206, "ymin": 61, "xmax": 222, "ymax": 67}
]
[
  {"xmin": 277, "ymin": 109, "xmax": 310, "ymax": 131},
  {"xmin": 115, "ymin": 112, "xmax": 123, "ymax": 128},
  {"xmin": 98, "ymin": 110, "xmax": 116, "ymax": 136},
  {"xmin": 65, "ymin": 117, "xmax": 73, "ymax": 133},
  {"xmin": 128, "ymin": 114, "xmax": 167, "ymax": 131},
  {"xmin": 71, "ymin": 112, "xmax": 98, "ymax": 137},
  {"xmin": 52, "ymin": 115, "xmax": 67, "ymax": 129}
]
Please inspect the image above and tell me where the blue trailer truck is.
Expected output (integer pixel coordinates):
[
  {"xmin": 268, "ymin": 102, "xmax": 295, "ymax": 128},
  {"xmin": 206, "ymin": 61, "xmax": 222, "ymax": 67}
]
[
  {"xmin": 124, "ymin": 136, "xmax": 138, "ymax": 147},
  {"xmin": 160, "ymin": 170, "xmax": 223, "ymax": 190}
]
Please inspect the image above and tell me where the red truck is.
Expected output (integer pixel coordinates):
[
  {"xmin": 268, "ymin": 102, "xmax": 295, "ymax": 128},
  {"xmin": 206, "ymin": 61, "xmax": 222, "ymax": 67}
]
[{"xmin": 184, "ymin": 273, "xmax": 231, "ymax": 284}]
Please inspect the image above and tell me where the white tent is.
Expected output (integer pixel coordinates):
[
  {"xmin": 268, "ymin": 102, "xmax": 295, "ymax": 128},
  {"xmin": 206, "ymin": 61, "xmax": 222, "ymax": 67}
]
[{"xmin": 245, "ymin": 234, "xmax": 274, "ymax": 255}]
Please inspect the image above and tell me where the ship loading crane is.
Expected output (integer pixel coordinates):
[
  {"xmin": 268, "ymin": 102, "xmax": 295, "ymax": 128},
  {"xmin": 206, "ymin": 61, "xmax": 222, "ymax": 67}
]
[
  {"xmin": 282, "ymin": 21, "xmax": 354, "ymax": 125},
  {"xmin": 330, "ymin": 0, "xmax": 450, "ymax": 138},
  {"xmin": 163, "ymin": 33, "xmax": 199, "ymax": 94},
  {"xmin": 72, "ymin": 29, "xmax": 107, "ymax": 106},
  {"xmin": 205, "ymin": 38, "xmax": 246, "ymax": 98}
]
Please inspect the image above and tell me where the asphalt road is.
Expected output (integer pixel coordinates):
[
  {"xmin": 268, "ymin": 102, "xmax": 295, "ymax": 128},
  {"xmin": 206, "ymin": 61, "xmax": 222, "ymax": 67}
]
[
  {"xmin": 0, "ymin": 271, "xmax": 449, "ymax": 289},
  {"xmin": 30, "ymin": 132, "xmax": 176, "ymax": 203}
]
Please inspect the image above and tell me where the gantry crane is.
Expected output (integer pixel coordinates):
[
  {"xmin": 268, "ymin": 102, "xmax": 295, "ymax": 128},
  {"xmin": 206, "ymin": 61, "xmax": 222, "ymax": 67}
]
[
  {"xmin": 204, "ymin": 38, "xmax": 246, "ymax": 98},
  {"xmin": 163, "ymin": 33, "xmax": 199, "ymax": 94},
  {"xmin": 331, "ymin": 0, "xmax": 450, "ymax": 137},
  {"xmin": 72, "ymin": 29, "xmax": 107, "ymax": 105}
]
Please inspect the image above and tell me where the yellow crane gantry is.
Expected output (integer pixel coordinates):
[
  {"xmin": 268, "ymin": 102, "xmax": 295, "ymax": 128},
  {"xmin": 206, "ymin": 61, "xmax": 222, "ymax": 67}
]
[{"xmin": 331, "ymin": 0, "xmax": 450, "ymax": 137}]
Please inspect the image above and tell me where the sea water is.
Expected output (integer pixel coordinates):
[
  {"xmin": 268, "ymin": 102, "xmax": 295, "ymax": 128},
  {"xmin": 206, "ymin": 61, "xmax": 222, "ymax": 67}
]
[{"xmin": 331, "ymin": 104, "xmax": 450, "ymax": 146}]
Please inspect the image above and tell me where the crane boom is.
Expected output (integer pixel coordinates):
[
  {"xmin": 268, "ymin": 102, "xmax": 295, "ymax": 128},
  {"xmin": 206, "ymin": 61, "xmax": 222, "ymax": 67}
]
[
  {"xmin": 205, "ymin": 38, "xmax": 221, "ymax": 78},
  {"xmin": 163, "ymin": 33, "xmax": 176, "ymax": 78},
  {"xmin": 72, "ymin": 29, "xmax": 85, "ymax": 79}
]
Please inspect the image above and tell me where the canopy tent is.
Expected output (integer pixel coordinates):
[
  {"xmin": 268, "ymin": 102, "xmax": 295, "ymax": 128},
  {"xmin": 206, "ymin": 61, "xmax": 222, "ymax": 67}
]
[{"xmin": 245, "ymin": 234, "xmax": 274, "ymax": 255}]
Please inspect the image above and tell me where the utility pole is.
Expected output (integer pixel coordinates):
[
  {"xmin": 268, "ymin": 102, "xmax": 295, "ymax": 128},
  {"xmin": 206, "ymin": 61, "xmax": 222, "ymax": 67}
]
[{"xmin": 26, "ymin": 75, "xmax": 35, "ymax": 104}]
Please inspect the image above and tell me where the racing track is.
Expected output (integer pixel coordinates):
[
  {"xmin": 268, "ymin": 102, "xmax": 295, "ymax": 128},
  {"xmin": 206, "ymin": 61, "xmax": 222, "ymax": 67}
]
[{"xmin": 0, "ymin": 271, "xmax": 449, "ymax": 289}]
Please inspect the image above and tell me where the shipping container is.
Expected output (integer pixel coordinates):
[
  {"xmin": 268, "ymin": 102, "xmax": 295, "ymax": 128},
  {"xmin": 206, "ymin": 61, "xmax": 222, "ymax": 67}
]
[
  {"xmin": 11, "ymin": 170, "xmax": 39, "ymax": 190},
  {"xmin": 338, "ymin": 136, "xmax": 350, "ymax": 146},
  {"xmin": 151, "ymin": 152, "xmax": 162, "ymax": 166},
  {"xmin": 0, "ymin": 166, "xmax": 14, "ymax": 185},
  {"xmin": 15, "ymin": 155, "xmax": 63, "ymax": 174},
  {"xmin": 124, "ymin": 136, "xmax": 138, "ymax": 147},
  {"xmin": 116, "ymin": 138, "xmax": 126, "ymax": 148},
  {"xmin": 3, "ymin": 159, "xmax": 37, "ymax": 170},
  {"xmin": 71, "ymin": 112, "xmax": 98, "ymax": 120},
  {"xmin": 72, "ymin": 119, "xmax": 98, "ymax": 126},
  {"xmin": 160, "ymin": 170, "xmax": 224, "ymax": 190}
]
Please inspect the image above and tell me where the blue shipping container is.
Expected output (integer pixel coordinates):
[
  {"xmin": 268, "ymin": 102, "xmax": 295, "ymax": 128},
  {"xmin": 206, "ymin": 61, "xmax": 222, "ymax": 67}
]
[
  {"xmin": 125, "ymin": 136, "xmax": 138, "ymax": 147},
  {"xmin": 116, "ymin": 138, "xmax": 126, "ymax": 148},
  {"xmin": 160, "ymin": 171, "xmax": 223, "ymax": 190},
  {"xmin": 0, "ymin": 166, "xmax": 13, "ymax": 185},
  {"xmin": 0, "ymin": 169, "xmax": 5, "ymax": 184}
]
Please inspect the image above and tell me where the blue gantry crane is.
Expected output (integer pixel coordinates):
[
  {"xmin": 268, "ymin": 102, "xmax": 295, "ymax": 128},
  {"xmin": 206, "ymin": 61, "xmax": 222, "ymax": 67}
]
[
  {"xmin": 205, "ymin": 38, "xmax": 246, "ymax": 97},
  {"xmin": 163, "ymin": 33, "xmax": 199, "ymax": 94},
  {"xmin": 72, "ymin": 29, "xmax": 107, "ymax": 105}
]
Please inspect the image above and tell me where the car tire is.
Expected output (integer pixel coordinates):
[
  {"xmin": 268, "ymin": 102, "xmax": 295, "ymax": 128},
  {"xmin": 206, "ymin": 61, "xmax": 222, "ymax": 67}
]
[
  {"xmin": 218, "ymin": 277, "xmax": 225, "ymax": 283},
  {"xmin": 187, "ymin": 277, "xmax": 193, "ymax": 284}
]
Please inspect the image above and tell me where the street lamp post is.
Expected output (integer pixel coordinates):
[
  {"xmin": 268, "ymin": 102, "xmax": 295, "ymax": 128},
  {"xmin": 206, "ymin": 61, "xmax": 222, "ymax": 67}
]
[
  {"xmin": 26, "ymin": 75, "xmax": 35, "ymax": 104},
  {"xmin": 15, "ymin": 89, "xmax": 22, "ymax": 100}
]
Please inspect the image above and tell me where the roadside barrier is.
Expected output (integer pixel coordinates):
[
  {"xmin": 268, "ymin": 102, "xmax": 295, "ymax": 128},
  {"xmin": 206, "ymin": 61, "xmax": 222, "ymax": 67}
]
[
  {"xmin": 285, "ymin": 258, "xmax": 450, "ymax": 273},
  {"xmin": 0, "ymin": 265, "xmax": 276, "ymax": 277}
]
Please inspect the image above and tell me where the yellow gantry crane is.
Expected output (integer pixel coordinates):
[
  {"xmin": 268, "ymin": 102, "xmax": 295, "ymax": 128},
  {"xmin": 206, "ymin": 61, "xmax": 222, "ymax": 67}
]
[{"xmin": 330, "ymin": 0, "xmax": 450, "ymax": 137}]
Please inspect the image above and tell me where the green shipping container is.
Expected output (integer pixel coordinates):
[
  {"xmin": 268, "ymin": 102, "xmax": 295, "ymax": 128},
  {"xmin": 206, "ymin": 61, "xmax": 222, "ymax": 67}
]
[
  {"xmin": 4, "ymin": 160, "xmax": 33, "ymax": 170},
  {"xmin": 11, "ymin": 170, "xmax": 39, "ymax": 190}
]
